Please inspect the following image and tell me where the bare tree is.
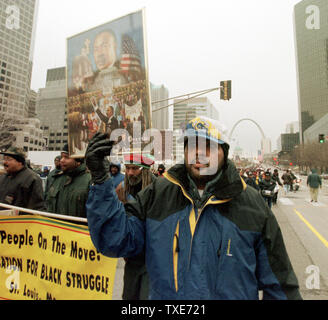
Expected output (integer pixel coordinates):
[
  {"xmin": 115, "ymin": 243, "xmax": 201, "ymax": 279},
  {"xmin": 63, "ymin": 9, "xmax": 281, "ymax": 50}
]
[
  {"xmin": 292, "ymin": 142, "xmax": 328, "ymax": 174},
  {"xmin": 0, "ymin": 113, "xmax": 21, "ymax": 151}
]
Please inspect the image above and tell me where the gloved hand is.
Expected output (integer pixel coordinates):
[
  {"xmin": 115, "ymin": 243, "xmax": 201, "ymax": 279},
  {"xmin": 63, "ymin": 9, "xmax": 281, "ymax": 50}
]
[{"xmin": 85, "ymin": 132, "xmax": 115, "ymax": 184}]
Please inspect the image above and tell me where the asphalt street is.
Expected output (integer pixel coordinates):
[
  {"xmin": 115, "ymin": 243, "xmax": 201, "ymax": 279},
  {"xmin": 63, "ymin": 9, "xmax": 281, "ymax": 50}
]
[{"xmin": 272, "ymin": 176, "xmax": 328, "ymax": 300}]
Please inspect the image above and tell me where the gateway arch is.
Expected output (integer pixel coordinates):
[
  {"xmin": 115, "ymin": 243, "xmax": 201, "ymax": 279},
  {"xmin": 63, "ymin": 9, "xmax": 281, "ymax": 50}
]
[{"xmin": 229, "ymin": 118, "xmax": 270, "ymax": 155}]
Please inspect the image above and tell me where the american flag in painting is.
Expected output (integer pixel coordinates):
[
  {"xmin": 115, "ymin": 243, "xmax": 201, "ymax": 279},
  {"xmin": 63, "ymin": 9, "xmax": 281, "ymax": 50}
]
[{"xmin": 120, "ymin": 35, "xmax": 142, "ymax": 75}]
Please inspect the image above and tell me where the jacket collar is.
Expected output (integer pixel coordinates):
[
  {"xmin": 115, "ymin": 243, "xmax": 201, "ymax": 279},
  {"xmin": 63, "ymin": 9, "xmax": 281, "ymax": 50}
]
[
  {"xmin": 167, "ymin": 160, "xmax": 245, "ymax": 201},
  {"xmin": 55, "ymin": 163, "xmax": 87, "ymax": 178}
]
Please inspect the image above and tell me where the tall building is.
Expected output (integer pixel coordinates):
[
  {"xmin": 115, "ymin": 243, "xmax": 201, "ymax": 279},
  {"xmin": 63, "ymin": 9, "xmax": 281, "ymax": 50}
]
[
  {"xmin": 285, "ymin": 121, "xmax": 299, "ymax": 134},
  {"xmin": 277, "ymin": 133, "xmax": 300, "ymax": 153},
  {"xmin": 172, "ymin": 97, "xmax": 219, "ymax": 162},
  {"xmin": 36, "ymin": 67, "xmax": 68, "ymax": 151},
  {"xmin": 294, "ymin": 0, "xmax": 328, "ymax": 143},
  {"xmin": 150, "ymin": 83, "xmax": 169, "ymax": 130},
  {"xmin": 173, "ymin": 97, "xmax": 219, "ymax": 131},
  {"xmin": 0, "ymin": 0, "xmax": 39, "ymax": 119},
  {"xmin": 261, "ymin": 138, "xmax": 272, "ymax": 155},
  {"xmin": 28, "ymin": 89, "xmax": 37, "ymax": 117}
]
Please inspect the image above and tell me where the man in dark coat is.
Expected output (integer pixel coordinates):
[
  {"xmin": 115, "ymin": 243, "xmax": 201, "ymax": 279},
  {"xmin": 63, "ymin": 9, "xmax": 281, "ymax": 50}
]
[
  {"xmin": 259, "ymin": 172, "xmax": 276, "ymax": 209},
  {"xmin": 271, "ymin": 169, "xmax": 282, "ymax": 204},
  {"xmin": 95, "ymin": 105, "xmax": 119, "ymax": 135},
  {"xmin": 244, "ymin": 172, "xmax": 259, "ymax": 190},
  {"xmin": 0, "ymin": 147, "xmax": 45, "ymax": 211},
  {"xmin": 307, "ymin": 169, "xmax": 322, "ymax": 202}
]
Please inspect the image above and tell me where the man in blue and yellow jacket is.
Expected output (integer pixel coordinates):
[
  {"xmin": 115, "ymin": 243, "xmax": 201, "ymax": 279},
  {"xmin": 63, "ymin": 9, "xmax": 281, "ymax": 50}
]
[{"xmin": 85, "ymin": 117, "xmax": 302, "ymax": 300}]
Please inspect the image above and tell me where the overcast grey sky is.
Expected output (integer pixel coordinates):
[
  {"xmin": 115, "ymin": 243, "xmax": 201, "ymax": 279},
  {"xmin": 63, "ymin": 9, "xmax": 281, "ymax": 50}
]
[{"xmin": 31, "ymin": 0, "xmax": 302, "ymax": 155}]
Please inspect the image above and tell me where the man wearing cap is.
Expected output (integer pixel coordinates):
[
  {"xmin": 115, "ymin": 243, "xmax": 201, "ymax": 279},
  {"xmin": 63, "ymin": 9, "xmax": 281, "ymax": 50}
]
[
  {"xmin": 45, "ymin": 144, "xmax": 91, "ymax": 218},
  {"xmin": 0, "ymin": 147, "xmax": 45, "ymax": 211},
  {"xmin": 85, "ymin": 116, "xmax": 301, "ymax": 300},
  {"xmin": 115, "ymin": 153, "xmax": 155, "ymax": 300}
]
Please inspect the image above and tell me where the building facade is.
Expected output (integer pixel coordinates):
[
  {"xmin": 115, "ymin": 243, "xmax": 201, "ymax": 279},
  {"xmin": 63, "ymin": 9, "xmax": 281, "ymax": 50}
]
[
  {"xmin": 150, "ymin": 83, "xmax": 170, "ymax": 130},
  {"xmin": 303, "ymin": 113, "xmax": 328, "ymax": 143},
  {"xmin": 36, "ymin": 67, "xmax": 68, "ymax": 151},
  {"xmin": 0, "ymin": 0, "xmax": 38, "ymax": 119},
  {"xmin": 277, "ymin": 133, "xmax": 300, "ymax": 153},
  {"xmin": 14, "ymin": 117, "xmax": 46, "ymax": 152},
  {"xmin": 172, "ymin": 97, "xmax": 219, "ymax": 162},
  {"xmin": 294, "ymin": 0, "xmax": 328, "ymax": 143}
]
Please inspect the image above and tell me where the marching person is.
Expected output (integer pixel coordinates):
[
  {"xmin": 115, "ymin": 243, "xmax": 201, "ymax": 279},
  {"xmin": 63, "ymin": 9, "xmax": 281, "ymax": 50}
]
[
  {"xmin": 45, "ymin": 144, "xmax": 91, "ymax": 218},
  {"xmin": 115, "ymin": 153, "xmax": 156, "ymax": 300},
  {"xmin": 0, "ymin": 147, "xmax": 45, "ymax": 211},
  {"xmin": 259, "ymin": 172, "xmax": 276, "ymax": 209},
  {"xmin": 307, "ymin": 169, "xmax": 322, "ymax": 203},
  {"xmin": 44, "ymin": 155, "xmax": 61, "ymax": 199},
  {"xmin": 109, "ymin": 161, "xmax": 124, "ymax": 189},
  {"xmin": 85, "ymin": 116, "xmax": 301, "ymax": 300},
  {"xmin": 244, "ymin": 171, "xmax": 259, "ymax": 191},
  {"xmin": 281, "ymin": 169, "xmax": 292, "ymax": 195},
  {"xmin": 271, "ymin": 169, "xmax": 283, "ymax": 205}
]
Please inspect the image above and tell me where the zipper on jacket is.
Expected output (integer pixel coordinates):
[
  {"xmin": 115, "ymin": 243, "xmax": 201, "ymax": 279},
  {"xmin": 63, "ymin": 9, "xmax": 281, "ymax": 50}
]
[{"xmin": 173, "ymin": 221, "xmax": 180, "ymax": 292}]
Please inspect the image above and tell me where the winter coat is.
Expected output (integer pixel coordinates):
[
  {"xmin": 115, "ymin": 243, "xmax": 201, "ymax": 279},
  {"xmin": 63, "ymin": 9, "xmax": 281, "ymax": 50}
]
[
  {"xmin": 109, "ymin": 163, "xmax": 125, "ymax": 189},
  {"xmin": 244, "ymin": 177, "xmax": 259, "ymax": 190},
  {"xmin": 86, "ymin": 160, "xmax": 301, "ymax": 300},
  {"xmin": 281, "ymin": 173, "xmax": 293, "ymax": 185},
  {"xmin": 272, "ymin": 173, "xmax": 283, "ymax": 186},
  {"xmin": 45, "ymin": 163, "xmax": 91, "ymax": 218},
  {"xmin": 44, "ymin": 168, "xmax": 61, "ymax": 199},
  {"xmin": 307, "ymin": 170, "xmax": 322, "ymax": 189},
  {"xmin": 0, "ymin": 167, "xmax": 45, "ymax": 211},
  {"xmin": 259, "ymin": 178, "xmax": 277, "ymax": 198}
]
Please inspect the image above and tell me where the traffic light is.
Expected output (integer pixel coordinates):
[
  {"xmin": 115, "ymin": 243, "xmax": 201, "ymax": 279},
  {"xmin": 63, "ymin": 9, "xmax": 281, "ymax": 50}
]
[
  {"xmin": 220, "ymin": 80, "xmax": 232, "ymax": 101},
  {"xmin": 319, "ymin": 134, "xmax": 325, "ymax": 143}
]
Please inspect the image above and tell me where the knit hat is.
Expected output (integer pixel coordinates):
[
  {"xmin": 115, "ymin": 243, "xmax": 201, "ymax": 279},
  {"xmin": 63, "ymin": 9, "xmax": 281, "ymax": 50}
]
[
  {"xmin": 0, "ymin": 146, "xmax": 26, "ymax": 165},
  {"xmin": 182, "ymin": 116, "xmax": 230, "ymax": 168},
  {"xmin": 61, "ymin": 144, "xmax": 84, "ymax": 163},
  {"xmin": 123, "ymin": 153, "xmax": 155, "ymax": 169},
  {"xmin": 183, "ymin": 116, "xmax": 229, "ymax": 145}
]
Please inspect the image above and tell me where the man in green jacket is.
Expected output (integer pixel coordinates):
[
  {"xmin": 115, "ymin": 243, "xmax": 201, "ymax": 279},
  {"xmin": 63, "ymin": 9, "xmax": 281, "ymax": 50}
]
[
  {"xmin": 45, "ymin": 145, "xmax": 91, "ymax": 218},
  {"xmin": 44, "ymin": 155, "xmax": 61, "ymax": 200},
  {"xmin": 307, "ymin": 169, "xmax": 322, "ymax": 203}
]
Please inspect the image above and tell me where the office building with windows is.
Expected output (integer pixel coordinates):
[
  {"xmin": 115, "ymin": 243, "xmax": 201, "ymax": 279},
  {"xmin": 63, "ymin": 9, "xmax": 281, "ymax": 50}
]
[
  {"xmin": 151, "ymin": 83, "xmax": 170, "ymax": 130},
  {"xmin": 294, "ymin": 0, "xmax": 328, "ymax": 143},
  {"xmin": 0, "ymin": 0, "xmax": 39, "ymax": 118},
  {"xmin": 172, "ymin": 97, "xmax": 219, "ymax": 162},
  {"xmin": 36, "ymin": 67, "xmax": 68, "ymax": 151}
]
